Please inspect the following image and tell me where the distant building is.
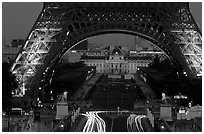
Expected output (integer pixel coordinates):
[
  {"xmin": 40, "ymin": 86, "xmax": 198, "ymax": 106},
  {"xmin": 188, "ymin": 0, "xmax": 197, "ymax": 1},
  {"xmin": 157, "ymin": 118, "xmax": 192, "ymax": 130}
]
[
  {"xmin": 61, "ymin": 51, "xmax": 83, "ymax": 63},
  {"xmin": 2, "ymin": 46, "xmax": 21, "ymax": 63},
  {"xmin": 129, "ymin": 50, "xmax": 167, "ymax": 62},
  {"xmin": 81, "ymin": 46, "xmax": 157, "ymax": 74},
  {"xmin": 177, "ymin": 105, "xmax": 202, "ymax": 120},
  {"xmin": 2, "ymin": 39, "xmax": 24, "ymax": 63},
  {"xmin": 88, "ymin": 43, "xmax": 104, "ymax": 50},
  {"xmin": 11, "ymin": 39, "xmax": 25, "ymax": 47}
]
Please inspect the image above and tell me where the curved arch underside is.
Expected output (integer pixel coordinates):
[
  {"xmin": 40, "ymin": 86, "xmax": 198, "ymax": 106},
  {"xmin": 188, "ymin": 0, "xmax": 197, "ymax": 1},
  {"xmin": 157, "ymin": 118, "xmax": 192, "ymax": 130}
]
[{"xmin": 11, "ymin": 2, "xmax": 202, "ymax": 97}]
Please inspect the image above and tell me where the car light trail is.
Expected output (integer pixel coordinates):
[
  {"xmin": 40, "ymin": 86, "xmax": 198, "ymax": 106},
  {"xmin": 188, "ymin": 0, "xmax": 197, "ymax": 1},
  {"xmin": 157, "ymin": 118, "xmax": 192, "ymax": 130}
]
[
  {"xmin": 82, "ymin": 111, "xmax": 106, "ymax": 132},
  {"xmin": 127, "ymin": 114, "xmax": 146, "ymax": 132}
]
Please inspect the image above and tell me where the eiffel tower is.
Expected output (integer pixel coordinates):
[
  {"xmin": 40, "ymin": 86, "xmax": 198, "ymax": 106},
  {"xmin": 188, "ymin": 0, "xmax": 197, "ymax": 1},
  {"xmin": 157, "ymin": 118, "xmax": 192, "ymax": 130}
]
[{"xmin": 11, "ymin": 2, "xmax": 201, "ymax": 99}]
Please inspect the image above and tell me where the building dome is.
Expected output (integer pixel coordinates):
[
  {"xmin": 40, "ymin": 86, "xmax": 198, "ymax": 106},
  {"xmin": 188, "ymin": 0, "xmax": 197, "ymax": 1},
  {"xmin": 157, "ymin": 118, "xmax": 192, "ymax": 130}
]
[{"xmin": 111, "ymin": 48, "xmax": 122, "ymax": 55}]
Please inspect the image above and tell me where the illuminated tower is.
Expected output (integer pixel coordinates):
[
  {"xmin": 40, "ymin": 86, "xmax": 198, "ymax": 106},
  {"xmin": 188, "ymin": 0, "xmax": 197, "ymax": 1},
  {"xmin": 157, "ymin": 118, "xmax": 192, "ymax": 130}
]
[{"xmin": 10, "ymin": 2, "xmax": 201, "ymax": 100}]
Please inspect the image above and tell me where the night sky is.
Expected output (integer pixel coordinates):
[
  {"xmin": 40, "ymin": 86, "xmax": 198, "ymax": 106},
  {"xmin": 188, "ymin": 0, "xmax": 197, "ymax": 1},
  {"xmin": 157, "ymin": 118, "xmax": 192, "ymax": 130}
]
[{"xmin": 2, "ymin": 2, "xmax": 202, "ymax": 46}]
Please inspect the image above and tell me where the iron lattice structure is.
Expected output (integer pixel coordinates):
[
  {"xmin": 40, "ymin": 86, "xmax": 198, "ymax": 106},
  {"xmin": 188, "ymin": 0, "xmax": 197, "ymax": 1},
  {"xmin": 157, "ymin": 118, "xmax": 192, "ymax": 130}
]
[{"xmin": 11, "ymin": 2, "xmax": 202, "ymax": 97}]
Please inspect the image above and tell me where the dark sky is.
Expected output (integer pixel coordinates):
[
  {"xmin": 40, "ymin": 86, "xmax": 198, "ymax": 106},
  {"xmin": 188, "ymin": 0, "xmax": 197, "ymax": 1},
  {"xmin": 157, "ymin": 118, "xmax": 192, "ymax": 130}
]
[{"xmin": 2, "ymin": 2, "xmax": 202, "ymax": 45}]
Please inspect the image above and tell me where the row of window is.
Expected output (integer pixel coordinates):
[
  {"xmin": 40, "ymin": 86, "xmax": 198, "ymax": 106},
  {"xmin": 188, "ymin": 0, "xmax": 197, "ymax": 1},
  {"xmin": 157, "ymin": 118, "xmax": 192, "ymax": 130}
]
[
  {"xmin": 86, "ymin": 62, "xmax": 149, "ymax": 68},
  {"xmin": 89, "ymin": 63, "xmax": 149, "ymax": 74},
  {"xmin": 83, "ymin": 59, "xmax": 151, "ymax": 62},
  {"xmin": 96, "ymin": 69, "xmax": 137, "ymax": 74}
]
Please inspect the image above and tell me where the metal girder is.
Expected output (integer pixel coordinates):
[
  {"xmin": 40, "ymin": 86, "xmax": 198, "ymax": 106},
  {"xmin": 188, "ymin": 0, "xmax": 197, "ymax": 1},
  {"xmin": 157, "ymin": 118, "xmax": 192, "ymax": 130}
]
[
  {"xmin": 169, "ymin": 4, "xmax": 202, "ymax": 77},
  {"xmin": 11, "ymin": 2, "xmax": 201, "ymax": 98},
  {"xmin": 171, "ymin": 30, "xmax": 202, "ymax": 76},
  {"xmin": 11, "ymin": 27, "xmax": 61, "ymax": 96}
]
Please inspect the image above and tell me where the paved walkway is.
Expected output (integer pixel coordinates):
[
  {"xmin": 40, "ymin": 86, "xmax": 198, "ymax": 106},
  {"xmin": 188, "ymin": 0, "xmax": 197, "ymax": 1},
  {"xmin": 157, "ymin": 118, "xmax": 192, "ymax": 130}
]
[
  {"xmin": 71, "ymin": 73, "xmax": 102, "ymax": 100},
  {"xmin": 67, "ymin": 73, "xmax": 102, "ymax": 110}
]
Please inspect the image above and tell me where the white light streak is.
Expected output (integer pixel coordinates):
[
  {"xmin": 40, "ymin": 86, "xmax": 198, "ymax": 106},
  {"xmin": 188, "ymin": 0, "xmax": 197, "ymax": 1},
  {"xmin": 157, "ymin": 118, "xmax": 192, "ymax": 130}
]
[
  {"xmin": 127, "ymin": 114, "xmax": 146, "ymax": 132},
  {"xmin": 82, "ymin": 111, "xmax": 106, "ymax": 132}
]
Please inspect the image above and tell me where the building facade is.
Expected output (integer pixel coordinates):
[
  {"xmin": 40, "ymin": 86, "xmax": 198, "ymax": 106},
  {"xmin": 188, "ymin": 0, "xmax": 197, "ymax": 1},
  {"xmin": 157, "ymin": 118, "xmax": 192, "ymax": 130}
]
[
  {"xmin": 11, "ymin": 39, "xmax": 25, "ymax": 47},
  {"xmin": 2, "ymin": 39, "xmax": 24, "ymax": 63},
  {"xmin": 80, "ymin": 46, "xmax": 162, "ymax": 74},
  {"xmin": 2, "ymin": 46, "xmax": 21, "ymax": 63}
]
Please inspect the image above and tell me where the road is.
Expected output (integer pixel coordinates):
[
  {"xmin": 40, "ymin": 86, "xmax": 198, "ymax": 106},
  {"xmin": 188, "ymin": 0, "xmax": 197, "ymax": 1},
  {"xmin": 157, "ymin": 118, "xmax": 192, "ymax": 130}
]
[
  {"xmin": 79, "ymin": 111, "xmax": 152, "ymax": 132},
  {"xmin": 81, "ymin": 111, "xmax": 106, "ymax": 132},
  {"xmin": 127, "ymin": 114, "xmax": 146, "ymax": 132}
]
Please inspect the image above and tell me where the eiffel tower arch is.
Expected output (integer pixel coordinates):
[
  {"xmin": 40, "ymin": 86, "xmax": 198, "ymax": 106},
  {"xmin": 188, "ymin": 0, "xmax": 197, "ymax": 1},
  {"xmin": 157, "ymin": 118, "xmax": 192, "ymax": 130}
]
[{"xmin": 11, "ymin": 2, "xmax": 202, "ymax": 99}]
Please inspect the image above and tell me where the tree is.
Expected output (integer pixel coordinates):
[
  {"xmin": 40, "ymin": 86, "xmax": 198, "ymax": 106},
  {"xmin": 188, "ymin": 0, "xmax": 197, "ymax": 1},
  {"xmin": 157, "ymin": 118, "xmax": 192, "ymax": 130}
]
[
  {"xmin": 2, "ymin": 62, "xmax": 18, "ymax": 110},
  {"xmin": 149, "ymin": 54, "xmax": 160, "ymax": 69},
  {"xmin": 150, "ymin": 55, "xmax": 175, "ymax": 71}
]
